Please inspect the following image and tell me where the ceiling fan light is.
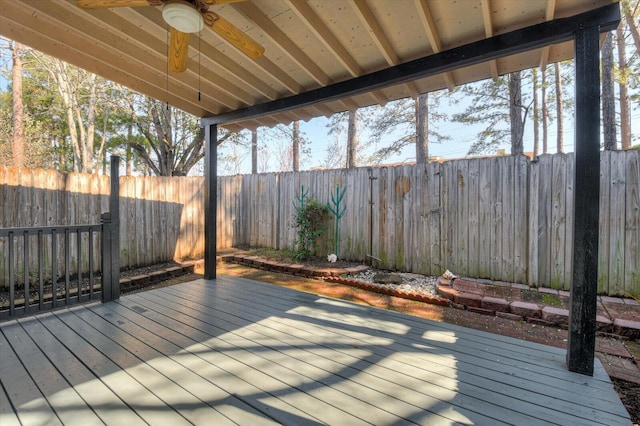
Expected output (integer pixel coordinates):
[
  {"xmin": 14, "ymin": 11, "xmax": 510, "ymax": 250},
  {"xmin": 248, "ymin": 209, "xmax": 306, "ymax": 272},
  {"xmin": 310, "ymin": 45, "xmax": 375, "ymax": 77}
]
[{"xmin": 162, "ymin": 2, "xmax": 203, "ymax": 33}]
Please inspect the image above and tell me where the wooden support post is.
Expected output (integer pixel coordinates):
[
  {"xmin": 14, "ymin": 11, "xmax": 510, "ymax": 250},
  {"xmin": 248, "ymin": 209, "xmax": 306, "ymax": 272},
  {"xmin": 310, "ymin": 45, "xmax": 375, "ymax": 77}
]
[
  {"xmin": 110, "ymin": 155, "xmax": 120, "ymax": 300},
  {"xmin": 102, "ymin": 156, "xmax": 120, "ymax": 302},
  {"xmin": 566, "ymin": 26, "xmax": 600, "ymax": 376},
  {"xmin": 204, "ymin": 124, "xmax": 218, "ymax": 280}
]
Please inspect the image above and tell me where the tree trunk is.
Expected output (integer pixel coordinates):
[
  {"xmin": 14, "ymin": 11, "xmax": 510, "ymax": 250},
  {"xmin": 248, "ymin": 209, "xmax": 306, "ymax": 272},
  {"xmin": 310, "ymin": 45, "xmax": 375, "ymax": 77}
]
[
  {"xmin": 532, "ymin": 68, "xmax": 540, "ymax": 156},
  {"xmin": 509, "ymin": 71, "xmax": 524, "ymax": 155},
  {"xmin": 251, "ymin": 129, "xmax": 258, "ymax": 174},
  {"xmin": 602, "ymin": 32, "xmax": 617, "ymax": 150},
  {"xmin": 542, "ymin": 66, "xmax": 548, "ymax": 154},
  {"xmin": 416, "ymin": 93, "xmax": 428, "ymax": 163},
  {"xmin": 347, "ymin": 110, "xmax": 358, "ymax": 168},
  {"xmin": 617, "ymin": 23, "xmax": 632, "ymax": 150},
  {"xmin": 622, "ymin": 0, "xmax": 640, "ymax": 52},
  {"xmin": 11, "ymin": 41, "xmax": 25, "ymax": 168},
  {"xmin": 292, "ymin": 121, "xmax": 300, "ymax": 172},
  {"xmin": 554, "ymin": 63, "xmax": 564, "ymax": 153},
  {"xmin": 126, "ymin": 123, "xmax": 133, "ymax": 175}
]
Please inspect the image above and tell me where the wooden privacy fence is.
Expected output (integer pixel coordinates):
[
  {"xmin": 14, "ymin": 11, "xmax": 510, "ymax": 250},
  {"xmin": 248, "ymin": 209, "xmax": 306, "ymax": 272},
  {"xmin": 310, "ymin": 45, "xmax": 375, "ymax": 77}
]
[
  {"xmin": 218, "ymin": 151, "xmax": 639, "ymax": 297},
  {"xmin": 1, "ymin": 150, "xmax": 638, "ymax": 296}
]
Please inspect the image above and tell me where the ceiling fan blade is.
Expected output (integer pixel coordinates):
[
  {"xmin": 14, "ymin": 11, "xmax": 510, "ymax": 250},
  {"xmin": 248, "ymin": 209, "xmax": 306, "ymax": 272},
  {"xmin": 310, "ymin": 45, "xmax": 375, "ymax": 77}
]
[
  {"xmin": 75, "ymin": 0, "xmax": 159, "ymax": 9},
  {"xmin": 203, "ymin": 12, "xmax": 264, "ymax": 59},
  {"xmin": 168, "ymin": 27, "xmax": 190, "ymax": 73}
]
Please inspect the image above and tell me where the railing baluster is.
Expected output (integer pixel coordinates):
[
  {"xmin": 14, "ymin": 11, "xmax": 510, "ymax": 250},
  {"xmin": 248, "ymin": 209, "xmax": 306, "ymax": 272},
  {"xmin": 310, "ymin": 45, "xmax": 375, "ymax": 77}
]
[
  {"xmin": 38, "ymin": 230, "xmax": 44, "ymax": 310},
  {"xmin": 77, "ymin": 228, "xmax": 82, "ymax": 301},
  {"xmin": 89, "ymin": 227, "xmax": 94, "ymax": 299},
  {"xmin": 52, "ymin": 228, "xmax": 57, "ymax": 307},
  {"xmin": 65, "ymin": 228, "xmax": 70, "ymax": 304},
  {"xmin": 9, "ymin": 231, "xmax": 15, "ymax": 317},
  {"xmin": 24, "ymin": 230, "xmax": 30, "ymax": 314}
]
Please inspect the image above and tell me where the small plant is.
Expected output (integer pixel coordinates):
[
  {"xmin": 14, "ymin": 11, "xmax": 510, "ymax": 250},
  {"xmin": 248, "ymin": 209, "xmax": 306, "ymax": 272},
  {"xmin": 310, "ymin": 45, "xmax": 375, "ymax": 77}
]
[{"xmin": 292, "ymin": 186, "xmax": 329, "ymax": 261}]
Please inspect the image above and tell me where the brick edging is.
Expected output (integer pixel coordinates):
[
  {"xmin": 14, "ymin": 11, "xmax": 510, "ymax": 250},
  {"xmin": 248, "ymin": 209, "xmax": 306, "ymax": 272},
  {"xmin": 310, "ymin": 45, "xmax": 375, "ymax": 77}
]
[{"xmin": 436, "ymin": 276, "xmax": 640, "ymax": 340}]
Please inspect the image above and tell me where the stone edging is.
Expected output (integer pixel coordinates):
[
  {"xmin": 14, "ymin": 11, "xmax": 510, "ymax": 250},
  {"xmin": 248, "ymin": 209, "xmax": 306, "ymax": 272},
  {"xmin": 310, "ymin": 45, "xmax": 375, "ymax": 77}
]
[{"xmin": 119, "ymin": 261, "xmax": 201, "ymax": 292}]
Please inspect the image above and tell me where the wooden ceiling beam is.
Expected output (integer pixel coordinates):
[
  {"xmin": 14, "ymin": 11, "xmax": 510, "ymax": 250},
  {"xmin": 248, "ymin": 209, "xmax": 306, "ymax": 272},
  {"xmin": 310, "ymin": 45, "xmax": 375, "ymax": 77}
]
[
  {"xmin": 540, "ymin": 0, "xmax": 557, "ymax": 70},
  {"xmin": 286, "ymin": 0, "xmax": 388, "ymax": 105},
  {"xmin": 351, "ymin": 0, "xmax": 419, "ymax": 98},
  {"xmin": 414, "ymin": 0, "xmax": 456, "ymax": 91},
  {"xmin": 481, "ymin": 0, "xmax": 500, "ymax": 81},
  {"xmin": 286, "ymin": 0, "xmax": 362, "ymax": 78},
  {"xmin": 234, "ymin": 2, "xmax": 330, "ymax": 87},
  {"xmin": 203, "ymin": 3, "xmax": 620, "ymax": 126}
]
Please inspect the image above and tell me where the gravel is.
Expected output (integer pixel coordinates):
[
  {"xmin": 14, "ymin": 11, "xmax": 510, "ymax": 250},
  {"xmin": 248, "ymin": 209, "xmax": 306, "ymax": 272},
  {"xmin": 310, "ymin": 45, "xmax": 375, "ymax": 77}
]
[{"xmin": 348, "ymin": 269, "xmax": 438, "ymax": 297}]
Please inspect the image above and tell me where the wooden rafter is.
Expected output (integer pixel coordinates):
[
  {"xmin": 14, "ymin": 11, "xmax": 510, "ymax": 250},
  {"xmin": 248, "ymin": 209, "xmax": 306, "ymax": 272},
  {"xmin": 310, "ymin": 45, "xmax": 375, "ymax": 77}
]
[
  {"xmin": 351, "ymin": 0, "xmax": 419, "ymax": 98},
  {"xmin": 202, "ymin": 3, "xmax": 620, "ymax": 126},
  {"xmin": 234, "ymin": 2, "xmax": 330, "ymax": 87},
  {"xmin": 414, "ymin": 0, "xmax": 456, "ymax": 91},
  {"xmin": 285, "ymin": 0, "xmax": 388, "ymax": 106},
  {"xmin": 540, "ymin": 0, "xmax": 557, "ymax": 69},
  {"xmin": 481, "ymin": 0, "xmax": 500, "ymax": 81}
]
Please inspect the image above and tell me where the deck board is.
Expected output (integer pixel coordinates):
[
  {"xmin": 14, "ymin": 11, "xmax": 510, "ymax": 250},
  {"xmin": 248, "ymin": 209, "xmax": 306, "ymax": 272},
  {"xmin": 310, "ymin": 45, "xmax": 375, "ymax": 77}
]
[{"xmin": 0, "ymin": 275, "xmax": 631, "ymax": 425}]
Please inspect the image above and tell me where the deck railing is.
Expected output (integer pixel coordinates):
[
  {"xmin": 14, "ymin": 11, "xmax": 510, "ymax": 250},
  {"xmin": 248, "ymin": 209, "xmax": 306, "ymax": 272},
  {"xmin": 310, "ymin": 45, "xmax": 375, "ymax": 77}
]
[
  {"xmin": 1, "ymin": 224, "xmax": 101, "ymax": 318},
  {"xmin": 0, "ymin": 156, "xmax": 121, "ymax": 319}
]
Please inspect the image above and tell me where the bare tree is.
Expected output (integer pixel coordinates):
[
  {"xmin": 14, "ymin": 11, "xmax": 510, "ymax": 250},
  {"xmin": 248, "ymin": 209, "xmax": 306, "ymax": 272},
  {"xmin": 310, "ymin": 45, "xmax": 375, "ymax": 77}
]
[
  {"xmin": 541, "ymin": 66, "xmax": 549, "ymax": 154},
  {"xmin": 10, "ymin": 40, "xmax": 24, "ymax": 167},
  {"xmin": 602, "ymin": 32, "xmax": 617, "ymax": 150},
  {"xmin": 251, "ymin": 129, "xmax": 258, "ymax": 174},
  {"xmin": 532, "ymin": 68, "xmax": 540, "ymax": 156},
  {"xmin": 509, "ymin": 71, "xmax": 524, "ymax": 155},
  {"xmin": 34, "ymin": 54, "xmax": 103, "ymax": 172},
  {"xmin": 622, "ymin": 0, "xmax": 640, "ymax": 51},
  {"xmin": 617, "ymin": 22, "xmax": 632, "ymax": 150},
  {"xmin": 292, "ymin": 121, "xmax": 300, "ymax": 172},
  {"xmin": 346, "ymin": 110, "xmax": 358, "ymax": 168},
  {"xmin": 416, "ymin": 93, "xmax": 428, "ymax": 163},
  {"xmin": 554, "ymin": 63, "xmax": 564, "ymax": 153}
]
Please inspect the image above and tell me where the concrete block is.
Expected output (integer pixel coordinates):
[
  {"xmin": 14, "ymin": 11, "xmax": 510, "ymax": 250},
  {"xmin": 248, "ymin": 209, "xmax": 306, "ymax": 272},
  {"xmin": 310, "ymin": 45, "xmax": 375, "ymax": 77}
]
[
  {"xmin": 510, "ymin": 301, "xmax": 541, "ymax": 318},
  {"xmin": 542, "ymin": 306, "xmax": 569, "ymax": 328},
  {"xmin": 482, "ymin": 296, "xmax": 510, "ymax": 313},
  {"xmin": 454, "ymin": 292, "xmax": 482, "ymax": 308}
]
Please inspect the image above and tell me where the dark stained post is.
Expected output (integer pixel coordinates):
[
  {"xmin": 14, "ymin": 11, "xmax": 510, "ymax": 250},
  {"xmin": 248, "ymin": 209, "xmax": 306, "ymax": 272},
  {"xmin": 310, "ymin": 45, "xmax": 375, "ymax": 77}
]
[
  {"xmin": 110, "ymin": 155, "xmax": 120, "ymax": 299},
  {"xmin": 204, "ymin": 124, "xmax": 218, "ymax": 279},
  {"xmin": 566, "ymin": 26, "xmax": 600, "ymax": 376},
  {"xmin": 102, "ymin": 155, "xmax": 120, "ymax": 302}
]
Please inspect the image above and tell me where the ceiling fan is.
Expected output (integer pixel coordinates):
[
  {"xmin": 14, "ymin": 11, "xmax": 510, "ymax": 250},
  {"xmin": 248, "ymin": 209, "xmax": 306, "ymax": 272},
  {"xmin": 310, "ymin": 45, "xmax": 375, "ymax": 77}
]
[{"xmin": 76, "ymin": 0, "xmax": 264, "ymax": 72}]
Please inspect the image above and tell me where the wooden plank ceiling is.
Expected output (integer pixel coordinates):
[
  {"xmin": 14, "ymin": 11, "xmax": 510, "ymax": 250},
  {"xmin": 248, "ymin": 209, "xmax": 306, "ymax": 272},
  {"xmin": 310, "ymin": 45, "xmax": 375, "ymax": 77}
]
[{"xmin": 0, "ymin": 0, "xmax": 614, "ymax": 132}]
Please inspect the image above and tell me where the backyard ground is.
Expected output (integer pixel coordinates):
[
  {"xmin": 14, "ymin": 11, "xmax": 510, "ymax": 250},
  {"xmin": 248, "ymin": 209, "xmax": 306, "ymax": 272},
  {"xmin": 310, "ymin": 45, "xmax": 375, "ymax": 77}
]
[{"xmin": 115, "ymin": 254, "xmax": 640, "ymax": 424}]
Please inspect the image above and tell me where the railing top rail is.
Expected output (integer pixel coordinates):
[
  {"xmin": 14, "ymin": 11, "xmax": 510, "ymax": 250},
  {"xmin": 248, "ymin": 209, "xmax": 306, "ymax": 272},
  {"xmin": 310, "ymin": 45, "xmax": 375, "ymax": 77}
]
[{"xmin": 0, "ymin": 224, "xmax": 102, "ymax": 237}]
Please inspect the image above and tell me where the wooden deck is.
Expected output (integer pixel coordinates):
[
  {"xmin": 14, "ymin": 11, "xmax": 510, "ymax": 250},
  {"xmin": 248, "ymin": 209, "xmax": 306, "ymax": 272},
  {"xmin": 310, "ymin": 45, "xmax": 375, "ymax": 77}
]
[{"xmin": 0, "ymin": 275, "xmax": 631, "ymax": 425}]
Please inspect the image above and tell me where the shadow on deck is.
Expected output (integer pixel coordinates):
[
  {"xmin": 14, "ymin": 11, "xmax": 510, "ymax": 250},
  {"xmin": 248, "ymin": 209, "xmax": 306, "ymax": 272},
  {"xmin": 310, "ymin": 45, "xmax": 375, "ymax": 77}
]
[{"xmin": 0, "ymin": 275, "xmax": 631, "ymax": 425}]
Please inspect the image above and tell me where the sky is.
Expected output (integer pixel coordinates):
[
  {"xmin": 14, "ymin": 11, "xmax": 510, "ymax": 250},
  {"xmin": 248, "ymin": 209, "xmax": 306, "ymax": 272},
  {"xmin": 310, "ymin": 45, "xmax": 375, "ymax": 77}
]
[{"xmin": 223, "ymin": 89, "xmax": 640, "ymax": 176}]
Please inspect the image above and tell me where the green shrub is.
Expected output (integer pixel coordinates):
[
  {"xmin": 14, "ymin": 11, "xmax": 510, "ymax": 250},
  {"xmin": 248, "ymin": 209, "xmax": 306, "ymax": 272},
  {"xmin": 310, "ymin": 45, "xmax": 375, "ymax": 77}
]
[{"xmin": 292, "ymin": 197, "xmax": 329, "ymax": 261}]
